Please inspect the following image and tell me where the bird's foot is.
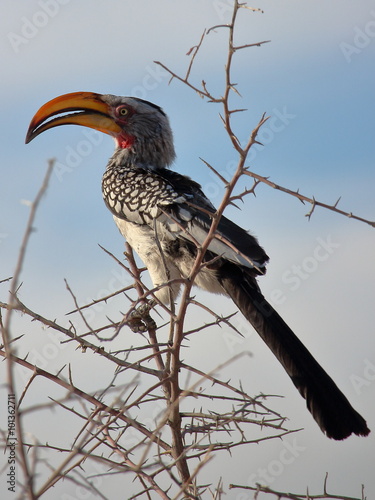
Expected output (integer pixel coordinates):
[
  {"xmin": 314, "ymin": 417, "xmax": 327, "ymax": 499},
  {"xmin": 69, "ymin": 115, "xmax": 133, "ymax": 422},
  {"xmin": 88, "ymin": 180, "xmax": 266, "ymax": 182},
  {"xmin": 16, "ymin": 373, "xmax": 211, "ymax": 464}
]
[{"xmin": 126, "ymin": 302, "xmax": 157, "ymax": 333}]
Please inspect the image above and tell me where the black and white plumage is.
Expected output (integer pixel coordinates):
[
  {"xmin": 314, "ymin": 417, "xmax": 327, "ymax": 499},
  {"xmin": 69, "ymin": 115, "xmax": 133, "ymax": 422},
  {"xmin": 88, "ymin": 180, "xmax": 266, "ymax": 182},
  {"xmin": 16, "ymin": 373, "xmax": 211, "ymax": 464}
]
[
  {"xmin": 102, "ymin": 147, "xmax": 268, "ymax": 303},
  {"xmin": 26, "ymin": 91, "xmax": 370, "ymax": 440}
]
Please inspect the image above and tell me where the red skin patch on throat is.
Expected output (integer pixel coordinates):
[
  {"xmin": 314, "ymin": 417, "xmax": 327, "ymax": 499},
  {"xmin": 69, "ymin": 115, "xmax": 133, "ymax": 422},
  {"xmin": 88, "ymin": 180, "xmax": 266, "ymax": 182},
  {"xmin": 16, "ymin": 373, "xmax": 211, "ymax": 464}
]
[{"xmin": 116, "ymin": 133, "xmax": 135, "ymax": 149}]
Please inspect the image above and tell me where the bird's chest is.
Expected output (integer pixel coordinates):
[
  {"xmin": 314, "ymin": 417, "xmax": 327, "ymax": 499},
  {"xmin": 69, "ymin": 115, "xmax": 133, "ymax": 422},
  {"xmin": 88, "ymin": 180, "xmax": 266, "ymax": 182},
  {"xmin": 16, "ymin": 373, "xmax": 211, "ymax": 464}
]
[
  {"xmin": 102, "ymin": 167, "xmax": 180, "ymax": 225},
  {"xmin": 113, "ymin": 216, "xmax": 224, "ymax": 297}
]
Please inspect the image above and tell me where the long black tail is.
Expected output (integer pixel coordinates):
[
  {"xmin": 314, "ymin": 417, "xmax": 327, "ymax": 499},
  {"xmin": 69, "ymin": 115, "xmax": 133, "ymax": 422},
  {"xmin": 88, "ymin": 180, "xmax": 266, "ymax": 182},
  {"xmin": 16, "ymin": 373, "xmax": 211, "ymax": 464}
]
[{"xmin": 218, "ymin": 265, "xmax": 370, "ymax": 440}]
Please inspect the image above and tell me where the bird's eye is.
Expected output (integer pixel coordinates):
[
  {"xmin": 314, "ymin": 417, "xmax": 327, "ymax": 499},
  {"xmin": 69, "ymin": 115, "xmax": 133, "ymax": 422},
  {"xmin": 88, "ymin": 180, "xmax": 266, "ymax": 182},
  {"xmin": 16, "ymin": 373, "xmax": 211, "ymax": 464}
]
[{"xmin": 119, "ymin": 107, "xmax": 129, "ymax": 116}]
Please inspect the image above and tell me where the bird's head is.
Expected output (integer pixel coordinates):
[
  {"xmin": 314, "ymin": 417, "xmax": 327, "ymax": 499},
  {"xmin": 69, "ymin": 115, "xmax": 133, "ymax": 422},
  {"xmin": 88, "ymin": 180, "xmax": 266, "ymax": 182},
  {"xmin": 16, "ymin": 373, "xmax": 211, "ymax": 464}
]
[{"xmin": 26, "ymin": 92, "xmax": 176, "ymax": 169}]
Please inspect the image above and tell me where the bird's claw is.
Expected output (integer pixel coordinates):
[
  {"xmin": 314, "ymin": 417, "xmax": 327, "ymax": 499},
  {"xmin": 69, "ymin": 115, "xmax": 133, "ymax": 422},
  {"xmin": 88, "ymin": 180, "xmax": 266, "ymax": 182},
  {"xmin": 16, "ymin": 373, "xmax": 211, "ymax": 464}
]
[{"xmin": 125, "ymin": 302, "xmax": 157, "ymax": 333}]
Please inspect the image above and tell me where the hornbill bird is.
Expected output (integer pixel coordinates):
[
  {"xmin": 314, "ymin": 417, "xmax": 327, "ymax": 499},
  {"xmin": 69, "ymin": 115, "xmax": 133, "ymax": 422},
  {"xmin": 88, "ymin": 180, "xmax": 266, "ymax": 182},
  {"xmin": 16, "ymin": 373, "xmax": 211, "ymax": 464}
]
[{"xmin": 26, "ymin": 91, "xmax": 370, "ymax": 440}]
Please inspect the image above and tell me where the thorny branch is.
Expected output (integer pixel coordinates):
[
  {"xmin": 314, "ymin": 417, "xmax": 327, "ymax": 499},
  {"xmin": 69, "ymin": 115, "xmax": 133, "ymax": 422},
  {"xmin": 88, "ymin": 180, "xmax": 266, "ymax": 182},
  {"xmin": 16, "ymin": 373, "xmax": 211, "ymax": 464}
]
[
  {"xmin": 230, "ymin": 472, "xmax": 366, "ymax": 500},
  {"xmin": 155, "ymin": 8, "xmax": 373, "ymax": 230},
  {"xmin": 0, "ymin": 1, "xmax": 371, "ymax": 499},
  {"xmin": 243, "ymin": 170, "xmax": 375, "ymax": 228},
  {"xmin": 1, "ymin": 159, "xmax": 54, "ymax": 500}
]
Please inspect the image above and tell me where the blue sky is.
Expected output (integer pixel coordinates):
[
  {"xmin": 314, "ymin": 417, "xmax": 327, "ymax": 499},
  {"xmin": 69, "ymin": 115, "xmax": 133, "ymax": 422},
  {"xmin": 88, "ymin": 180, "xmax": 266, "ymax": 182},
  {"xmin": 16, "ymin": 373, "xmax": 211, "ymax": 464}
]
[{"xmin": 1, "ymin": 1, "xmax": 375, "ymax": 498}]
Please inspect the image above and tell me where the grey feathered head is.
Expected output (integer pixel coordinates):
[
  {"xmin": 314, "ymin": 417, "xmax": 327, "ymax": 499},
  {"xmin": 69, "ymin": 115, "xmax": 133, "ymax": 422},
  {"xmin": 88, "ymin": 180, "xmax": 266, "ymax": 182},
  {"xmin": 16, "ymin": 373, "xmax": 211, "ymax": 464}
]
[{"xmin": 26, "ymin": 91, "xmax": 176, "ymax": 169}]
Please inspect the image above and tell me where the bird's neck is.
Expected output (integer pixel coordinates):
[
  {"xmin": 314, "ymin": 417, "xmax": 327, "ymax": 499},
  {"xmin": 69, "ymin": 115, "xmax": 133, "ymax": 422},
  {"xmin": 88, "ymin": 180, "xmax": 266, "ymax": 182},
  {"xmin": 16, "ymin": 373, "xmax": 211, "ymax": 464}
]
[
  {"xmin": 108, "ymin": 134, "xmax": 176, "ymax": 171},
  {"xmin": 115, "ymin": 134, "xmax": 136, "ymax": 150}
]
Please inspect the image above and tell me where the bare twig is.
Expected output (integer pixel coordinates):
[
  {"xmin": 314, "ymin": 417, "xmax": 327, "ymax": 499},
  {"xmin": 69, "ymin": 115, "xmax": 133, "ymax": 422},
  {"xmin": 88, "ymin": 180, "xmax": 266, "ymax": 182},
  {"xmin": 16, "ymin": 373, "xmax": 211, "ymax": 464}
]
[
  {"xmin": 243, "ymin": 170, "xmax": 375, "ymax": 227},
  {"xmin": 1, "ymin": 159, "xmax": 54, "ymax": 499},
  {"xmin": 2, "ymin": 1, "xmax": 370, "ymax": 498},
  {"xmin": 229, "ymin": 474, "xmax": 366, "ymax": 500}
]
